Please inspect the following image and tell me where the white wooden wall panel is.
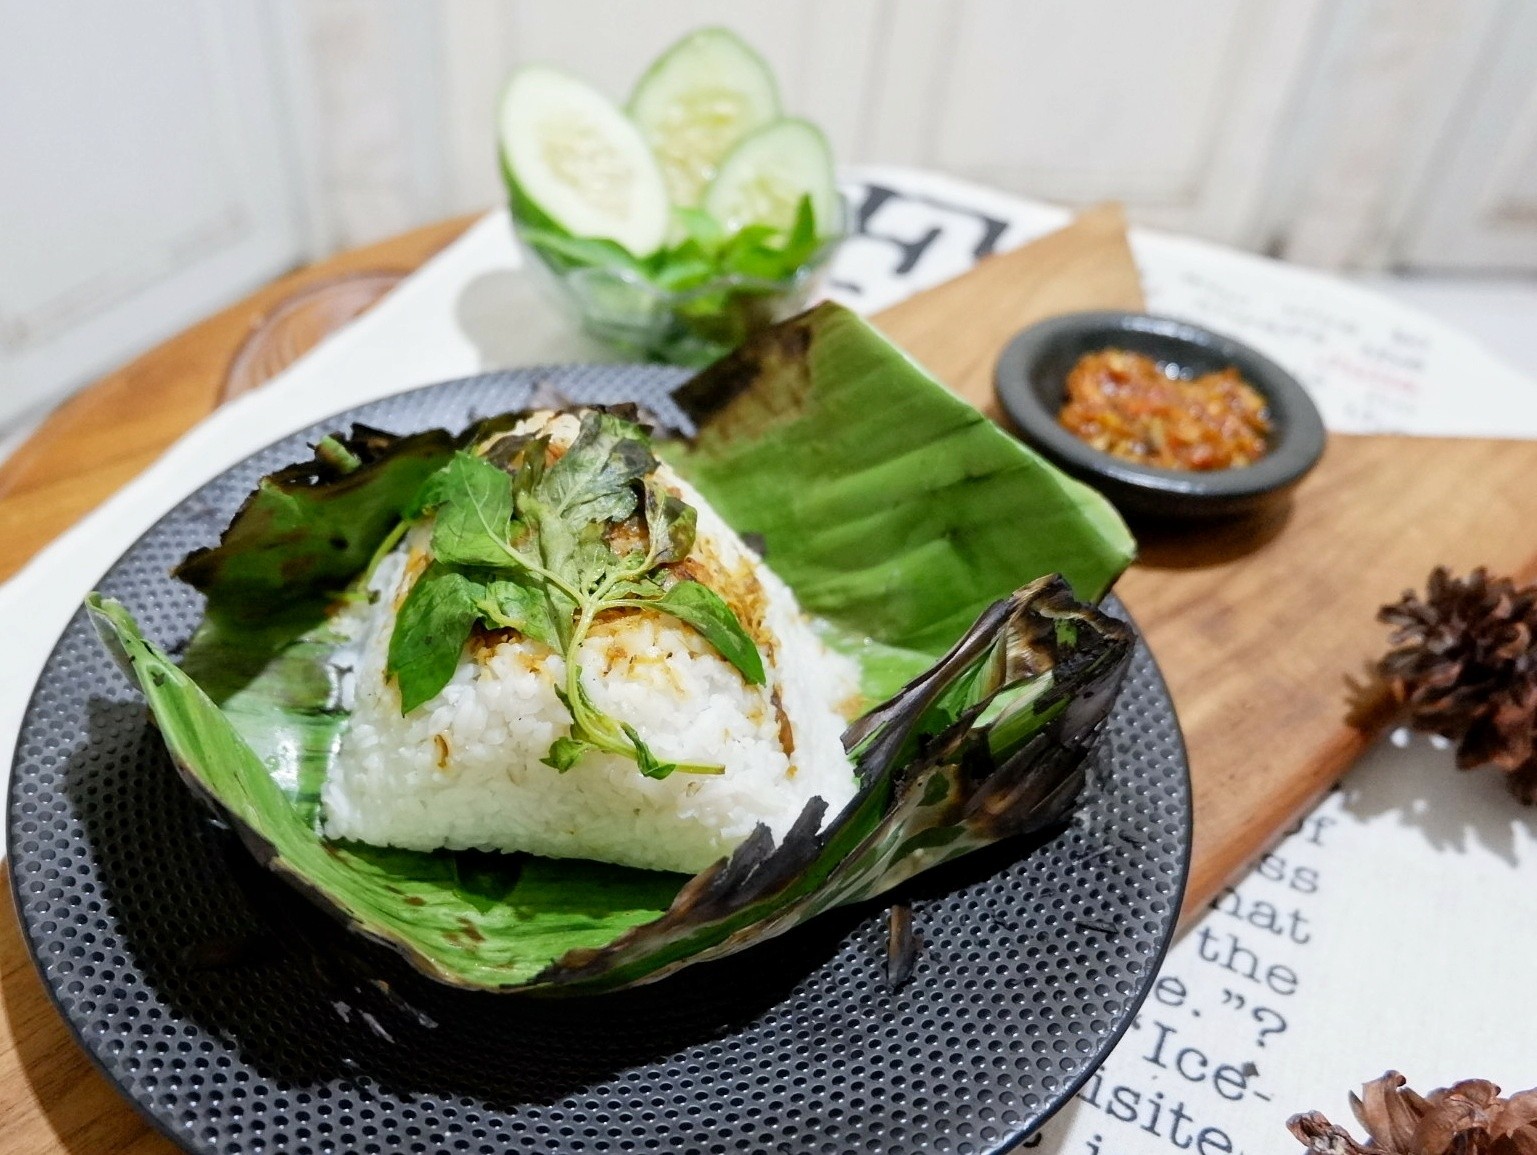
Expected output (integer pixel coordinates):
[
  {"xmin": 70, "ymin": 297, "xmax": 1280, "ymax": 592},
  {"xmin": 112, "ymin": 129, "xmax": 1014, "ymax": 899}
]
[
  {"xmin": 921, "ymin": 2, "xmax": 1252, "ymax": 199},
  {"xmin": 0, "ymin": 1, "xmax": 308, "ymax": 425},
  {"xmin": 441, "ymin": 0, "xmax": 519, "ymax": 221},
  {"xmin": 868, "ymin": 0, "xmax": 1327, "ymax": 244},
  {"xmin": 7, "ymin": 0, "xmax": 1537, "ymax": 440},
  {"xmin": 439, "ymin": 0, "xmax": 886, "ymax": 218},
  {"xmin": 1501, "ymin": 106, "xmax": 1537, "ymax": 217},
  {"xmin": 860, "ymin": 0, "xmax": 961, "ymax": 168},
  {"xmin": 1276, "ymin": 0, "xmax": 1505, "ymax": 270},
  {"xmin": 274, "ymin": 1, "xmax": 1537, "ymax": 271},
  {"xmin": 1395, "ymin": 0, "xmax": 1537, "ymax": 270},
  {"xmin": 1268, "ymin": 0, "xmax": 1458, "ymax": 267},
  {"xmin": 432, "ymin": 0, "xmax": 1327, "ymax": 248},
  {"xmin": 291, "ymin": 0, "xmax": 449, "ymax": 249}
]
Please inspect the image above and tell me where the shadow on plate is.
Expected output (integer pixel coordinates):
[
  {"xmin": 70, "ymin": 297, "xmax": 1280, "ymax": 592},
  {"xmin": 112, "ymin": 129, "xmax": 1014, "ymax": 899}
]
[
  {"xmin": 1339, "ymin": 729, "xmax": 1537, "ymax": 868},
  {"xmin": 454, "ymin": 270, "xmax": 614, "ymax": 371},
  {"xmin": 54, "ymin": 701, "xmax": 887, "ymax": 1113},
  {"xmin": 1129, "ymin": 499, "xmax": 1294, "ymax": 569}
]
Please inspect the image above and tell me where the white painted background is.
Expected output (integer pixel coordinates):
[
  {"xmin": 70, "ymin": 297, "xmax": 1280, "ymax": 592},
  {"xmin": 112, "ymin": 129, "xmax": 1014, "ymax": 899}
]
[{"xmin": 3, "ymin": 0, "xmax": 1536, "ymax": 429}]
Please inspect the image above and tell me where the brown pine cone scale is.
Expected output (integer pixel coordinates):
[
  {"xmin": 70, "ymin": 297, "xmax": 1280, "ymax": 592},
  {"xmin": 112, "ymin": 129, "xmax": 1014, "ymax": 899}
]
[
  {"xmin": 1377, "ymin": 567, "xmax": 1537, "ymax": 802},
  {"xmin": 1289, "ymin": 1071, "xmax": 1537, "ymax": 1155}
]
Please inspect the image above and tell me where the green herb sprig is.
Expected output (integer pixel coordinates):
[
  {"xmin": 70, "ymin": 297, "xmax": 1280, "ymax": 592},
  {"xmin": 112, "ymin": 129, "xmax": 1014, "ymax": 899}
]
[{"xmin": 383, "ymin": 411, "xmax": 766, "ymax": 779}]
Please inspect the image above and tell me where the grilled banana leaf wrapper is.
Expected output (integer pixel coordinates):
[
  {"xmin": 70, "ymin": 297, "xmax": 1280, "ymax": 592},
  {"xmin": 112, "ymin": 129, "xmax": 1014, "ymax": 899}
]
[{"xmin": 88, "ymin": 303, "xmax": 1137, "ymax": 994}]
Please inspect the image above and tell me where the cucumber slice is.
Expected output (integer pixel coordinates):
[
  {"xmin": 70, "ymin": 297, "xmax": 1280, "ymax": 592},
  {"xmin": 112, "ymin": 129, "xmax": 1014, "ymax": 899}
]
[
  {"xmin": 703, "ymin": 118, "xmax": 837, "ymax": 236},
  {"xmin": 628, "ymin": 27, "xmax": 780, "ymax": 207},
  {"xmin": 499, "ymin": 66, "xmax": 669, "ymax": 257}
]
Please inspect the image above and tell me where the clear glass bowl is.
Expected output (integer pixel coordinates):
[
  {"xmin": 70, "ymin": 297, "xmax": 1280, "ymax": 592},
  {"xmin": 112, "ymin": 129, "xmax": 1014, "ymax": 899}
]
[{"xmin": 512, "ymin": 215, "xmax": 845, "ymax": 368}]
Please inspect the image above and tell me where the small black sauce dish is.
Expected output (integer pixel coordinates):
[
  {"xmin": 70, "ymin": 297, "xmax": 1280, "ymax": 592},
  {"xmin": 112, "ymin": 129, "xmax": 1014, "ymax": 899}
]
[{"xmin": 994, "ymin": 311, "xmax": 1326, "ymax": 521}]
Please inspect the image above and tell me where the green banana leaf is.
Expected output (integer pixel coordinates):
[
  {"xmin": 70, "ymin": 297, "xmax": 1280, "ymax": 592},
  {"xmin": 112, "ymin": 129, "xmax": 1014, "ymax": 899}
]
[
  {"xmin": 88, "ymin": 304, "xmax": 1137, "ymax": 994},
  {"xmin": 665, "ymin": 301, "xmax": 1135, "ymax": 699}
]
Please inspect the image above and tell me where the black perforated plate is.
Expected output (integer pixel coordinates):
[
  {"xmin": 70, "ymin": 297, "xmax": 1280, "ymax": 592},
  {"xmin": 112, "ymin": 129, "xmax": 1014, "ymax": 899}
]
[{"xmin": 9, "ymin": 366, "xmax": 1189, "ymax": 1155}]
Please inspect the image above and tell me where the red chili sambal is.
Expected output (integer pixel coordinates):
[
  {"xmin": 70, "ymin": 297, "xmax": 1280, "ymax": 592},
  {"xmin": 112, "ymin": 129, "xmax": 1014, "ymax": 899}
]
[{"xmin": 1058, "ymin": 348, "xmax": 1271, "ymax": 471}]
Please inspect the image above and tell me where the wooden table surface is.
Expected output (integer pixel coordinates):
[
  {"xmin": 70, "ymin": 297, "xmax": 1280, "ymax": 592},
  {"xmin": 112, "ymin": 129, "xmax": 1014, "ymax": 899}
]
[{"xmin": 5, "ymin": 209, "xmax": 1537, "ymax": 1152}]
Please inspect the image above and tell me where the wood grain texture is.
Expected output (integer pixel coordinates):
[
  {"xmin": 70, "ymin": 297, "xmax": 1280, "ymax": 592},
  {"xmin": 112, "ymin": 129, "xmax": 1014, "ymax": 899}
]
[
  {"xmin": 873, "ymin": 203, "xmax": 1144, "ymax": 417},
  {"xmin": 3, "ymin": 207, "xmax": 1534, "ymax": 1152},
  {"xmin": 866, "ymin": 210, "xmax": 1537, "ymax": 923},
  {"xmin": 1118, "ymin": 437, "xmax": 1537, "ymax": 913},
  {"xmin": 0, "ymin": 888, "xmax": 169, "ymax": 1153}
]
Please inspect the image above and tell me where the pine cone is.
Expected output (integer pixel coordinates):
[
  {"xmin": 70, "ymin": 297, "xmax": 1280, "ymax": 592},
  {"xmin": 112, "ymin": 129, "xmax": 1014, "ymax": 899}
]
[
  {"xmin": 1377, "ymin": 567, "xmax": 1537, "ymax": 802},
  {"xmin": 1289, "ymin": 1072, "xmax": 1537, "ymax": 1154}
]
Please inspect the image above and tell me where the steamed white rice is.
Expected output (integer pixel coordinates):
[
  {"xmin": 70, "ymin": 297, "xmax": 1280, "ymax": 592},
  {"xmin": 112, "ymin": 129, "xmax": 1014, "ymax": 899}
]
[{"xmin": 321, "ymin": 424, "xmax": 861, "ymax": 875}]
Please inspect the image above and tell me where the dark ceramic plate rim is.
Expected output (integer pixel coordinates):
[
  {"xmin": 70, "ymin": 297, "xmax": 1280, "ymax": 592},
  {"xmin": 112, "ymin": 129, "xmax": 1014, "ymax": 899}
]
[
  {"xmin": 995, "ymin": 310, "xmax": 1326, "ymax": 501},
  {"xmin": 8, "ymin": 367, "xmax": 1191, "ymax": 1155}
]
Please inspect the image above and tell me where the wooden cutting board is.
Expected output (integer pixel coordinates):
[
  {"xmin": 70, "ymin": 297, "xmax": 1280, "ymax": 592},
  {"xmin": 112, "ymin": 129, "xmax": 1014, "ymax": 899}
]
[
  {"xmin": 870, "ymin": 204, "xmax": 1537, "ymax": 921},
  {"xmin": 4, "ymin": 207, "xmax": 1537, "ymax": 1154}
]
